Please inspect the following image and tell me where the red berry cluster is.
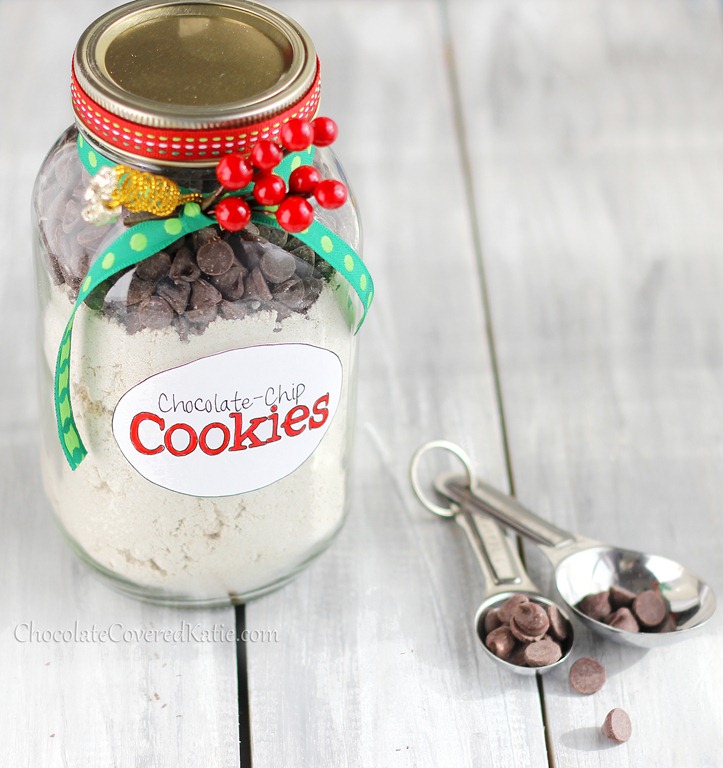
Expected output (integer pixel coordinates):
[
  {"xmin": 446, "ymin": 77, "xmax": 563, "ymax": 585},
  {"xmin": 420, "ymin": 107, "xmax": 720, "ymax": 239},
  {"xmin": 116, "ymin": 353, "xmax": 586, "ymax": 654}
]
[{"xmin": 213, "ymin": 116, "xmax": 348, "ymax": 234}]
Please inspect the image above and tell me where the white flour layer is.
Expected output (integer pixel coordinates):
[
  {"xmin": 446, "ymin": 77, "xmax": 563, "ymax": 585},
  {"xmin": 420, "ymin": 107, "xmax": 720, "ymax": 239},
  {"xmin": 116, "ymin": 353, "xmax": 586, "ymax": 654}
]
[{"xmin": 41, "ymin": 282, "xmax": 354, "ymax": 599}]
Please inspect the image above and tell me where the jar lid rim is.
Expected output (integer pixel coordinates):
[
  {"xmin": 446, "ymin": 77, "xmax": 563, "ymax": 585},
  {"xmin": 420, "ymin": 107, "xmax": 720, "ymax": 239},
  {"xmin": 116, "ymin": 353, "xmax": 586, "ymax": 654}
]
[{"xmin": 73, "ymin": 0, "xmax": 317, "ymax": 131}]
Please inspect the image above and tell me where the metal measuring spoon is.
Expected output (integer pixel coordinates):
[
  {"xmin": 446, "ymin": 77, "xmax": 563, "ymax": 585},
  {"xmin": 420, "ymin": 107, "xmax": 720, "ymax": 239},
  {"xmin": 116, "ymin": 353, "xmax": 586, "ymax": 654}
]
[
  {"xmin": 410, "ymin": 441, "xmax": 574, "ymax": 674},
  {"xmin": 427, "ymin": 447, "xmax": 716, "ymax": 648}
]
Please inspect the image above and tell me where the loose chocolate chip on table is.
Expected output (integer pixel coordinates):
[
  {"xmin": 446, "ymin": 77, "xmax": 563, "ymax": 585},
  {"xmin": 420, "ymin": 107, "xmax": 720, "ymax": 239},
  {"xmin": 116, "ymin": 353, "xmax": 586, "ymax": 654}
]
[
  {"xmin": 576, "ymin": 591, "xmax": 612, "ymax": 622},
  {"xmin": 196, "ymin": 239, "xmax": 235, "ymax": 276},
  {"xmin": 632, "ymin": 589, "xmax": 668, "ymax": 629},
  {"xmin": 496, "ymin": 594, "xmax": 529, "ymax": 624},
  {"xmin": 524, "ymin": 637, "xmax": 562, "ymax": 668},
  {"xmin": 169, "ymin": 247, "xmax": 201, "ymax": 283},
  {"xmin": 607, "ymin": 607, "xmax": 640, "ymax": 633},
  {"xmin": 569, "ymin": 657, "xmax": 607, "ymax": 695},
  {"xmin": 509, "ymin": 602, "xmax": 550, "ymax": 642},
  {"xmin": 135, "ymin": 250, "xmax": 171, "ymax": 282},
  {"xmin": 485, "ymin": 626, "xmax": 516, "ymax": 660},
  {"xmin": 601, "ymin": 708, "xmax": 632, "ymax": 743},
  {"xmin": 139, "ymin": 296, "xmax": 174, "ymax": 330}
]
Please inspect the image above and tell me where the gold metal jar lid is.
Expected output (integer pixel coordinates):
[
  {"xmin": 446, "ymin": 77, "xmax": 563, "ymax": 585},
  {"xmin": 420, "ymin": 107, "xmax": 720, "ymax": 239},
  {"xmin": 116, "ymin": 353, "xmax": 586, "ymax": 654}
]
[{"xmin": 73, "ymin": 0, "xmax": 317, "ymax": 131}]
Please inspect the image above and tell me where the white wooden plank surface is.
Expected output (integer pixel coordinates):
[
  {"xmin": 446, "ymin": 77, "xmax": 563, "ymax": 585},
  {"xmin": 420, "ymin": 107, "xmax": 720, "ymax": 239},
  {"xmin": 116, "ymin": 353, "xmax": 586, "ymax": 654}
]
[
  {"xmin": 245, "ymin": 2, "xmax": 550, "ymax": 767},
  {"xmin": 4, "ymin": 0, "xmax": 723, "ymax": 765},
  {"xmin": 0, "ymin": 3, "xmax": 241, "ymax": 766},
  {"xmin": 451, "ymin": 0, "xmax": 723, "ymax": 764}
]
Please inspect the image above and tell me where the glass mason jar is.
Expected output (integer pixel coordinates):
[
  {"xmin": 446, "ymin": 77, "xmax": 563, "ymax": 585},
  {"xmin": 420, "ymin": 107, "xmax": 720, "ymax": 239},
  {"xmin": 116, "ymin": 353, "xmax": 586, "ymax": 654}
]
[{"xmin": 31, "ymin": 0, "xmax": 372, "ymax": 606}]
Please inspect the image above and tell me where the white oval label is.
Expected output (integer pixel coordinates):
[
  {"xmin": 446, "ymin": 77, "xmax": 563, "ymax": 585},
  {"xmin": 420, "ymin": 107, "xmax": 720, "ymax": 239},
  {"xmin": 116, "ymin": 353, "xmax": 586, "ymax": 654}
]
[{"xmin": 112, "ymin": 344, "xmax": 343, "ymax": 497}]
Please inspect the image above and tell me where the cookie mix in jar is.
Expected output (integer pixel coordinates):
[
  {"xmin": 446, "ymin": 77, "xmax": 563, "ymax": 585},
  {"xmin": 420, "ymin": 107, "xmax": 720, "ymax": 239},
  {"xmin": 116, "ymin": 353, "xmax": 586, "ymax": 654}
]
[{"xmin": 32, "ymin": 0, "xmax": 373, "ymax": 605}]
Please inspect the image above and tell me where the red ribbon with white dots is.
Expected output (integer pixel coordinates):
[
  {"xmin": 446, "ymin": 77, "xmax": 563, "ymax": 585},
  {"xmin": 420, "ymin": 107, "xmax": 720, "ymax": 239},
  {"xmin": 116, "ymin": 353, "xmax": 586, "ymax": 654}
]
[{"xmin": 70, "ymin": 61, "xmax": 322, "ymax": 164}]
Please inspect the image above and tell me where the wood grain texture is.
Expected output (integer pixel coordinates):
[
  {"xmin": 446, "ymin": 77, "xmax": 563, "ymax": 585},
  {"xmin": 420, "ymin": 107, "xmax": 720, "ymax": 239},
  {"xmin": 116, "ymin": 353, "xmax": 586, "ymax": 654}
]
[
  {"xmin": 4, "ymin": 0, "xmax": 723, "ymax": 765},
  {"xmin": 245, "ymin": 2, "xmax": 550, "ymax": 767},
  {"xmin": 450, "ymin": 0, "xmax": 723, "ymax": 764},
  {"xmin": 0, "ymin": 3, "xmax": 241, "ymax": 766}
]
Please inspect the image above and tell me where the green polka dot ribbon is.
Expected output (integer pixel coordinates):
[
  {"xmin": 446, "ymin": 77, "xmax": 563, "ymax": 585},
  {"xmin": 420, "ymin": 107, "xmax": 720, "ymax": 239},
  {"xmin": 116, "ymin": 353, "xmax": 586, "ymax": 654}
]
[{"xmin": 55, "ymin": 137, "xmax": 374, "ymax": 470}]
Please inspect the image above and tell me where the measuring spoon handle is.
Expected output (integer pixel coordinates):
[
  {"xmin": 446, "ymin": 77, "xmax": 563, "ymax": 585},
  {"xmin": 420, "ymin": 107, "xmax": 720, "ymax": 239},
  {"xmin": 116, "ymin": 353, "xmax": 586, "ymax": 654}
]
[
  {"xmin": 455, "ymin": 503, "xmax": 539, "ymax": 597},
  {"xmin": 437, "ymin": 473, "xmax": 576, "ymax": 549}
]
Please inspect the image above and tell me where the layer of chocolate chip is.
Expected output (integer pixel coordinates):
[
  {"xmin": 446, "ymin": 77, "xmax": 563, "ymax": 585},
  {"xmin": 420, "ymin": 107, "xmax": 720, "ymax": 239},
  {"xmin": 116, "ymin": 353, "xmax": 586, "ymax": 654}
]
[
  {"xmin": 632, "ymin": 589, "xmax": 668, "ymax": 629},
  {"xmin": 169, "ymin": 247, "xmax": 201, "ymax": 283},
  {"xmin": 260, "ymin": 245, "xmax": 297, "ymax": 283},
  {"xmin": 601, "ymin": 708, "xmax": 632, "ymax": 743},
  {"xmin": 524, "ymin": 638, "xmax": 562, "ymax": 668},
  {"xmin": 189, "ymin": 279, "xmax": 221, "ymax": 311},
  {"xmin": 274, "ymin": 277, "xmax": 307, "ymax": 310},
  {"xmin": 245, "ymin": 267, "xmax": 273, "ymax": 302},
  {"xmin": 127, "ymin": 275, "xmax": 154, "ymax": 306},
  {"xmin": 192, "ymin": 227, "xmax": 220, "ymax": 250},
  {"xmin": 196, "ymin": 239, "xmax": 235, "ymax": 276},
  {"xmin": 485, "ymin": 626, "xmax": 516, "ymax": 660},
  {"xmin": 135, "ymin": 250, "xmax": 171, "ymax": 282},
  {"xmin": 569, "ymin": 656, "xmax": 607, "ymax": 695},
  {"xmin": 210, "ymin": 262, "xmax": 247, "ymax": 300},
  {"xmin": 219, "ymin": 300, "xmax": 252, "ymax": 321},
  {"xmin": 607, "ymin": 607, "xmax": 640, "ymax": 633},
  {"xmin": 139, "ymin": 296, "xmax": 173, "ymax": 330},
  {"xmin": 36, "ymin": 131, "xmax": 340, "ymax": 341},
  {"xmin": 155, "ymin": 277, "xmax": 191, "ymax": 315},
  {"xmin": 257, "ymin": 223, "xmax": 288, "ymax": 247},
  {"xmin": 186, "ymin": 305, "xmax": 218, "ymax": 328}
]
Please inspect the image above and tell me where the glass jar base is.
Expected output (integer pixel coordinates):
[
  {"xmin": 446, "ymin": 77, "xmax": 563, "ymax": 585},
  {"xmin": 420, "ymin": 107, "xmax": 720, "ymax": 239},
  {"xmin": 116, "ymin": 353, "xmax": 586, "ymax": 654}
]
[{"xmin": 56, "ymin": 518, "xmax": 345, "ymax": 607}]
